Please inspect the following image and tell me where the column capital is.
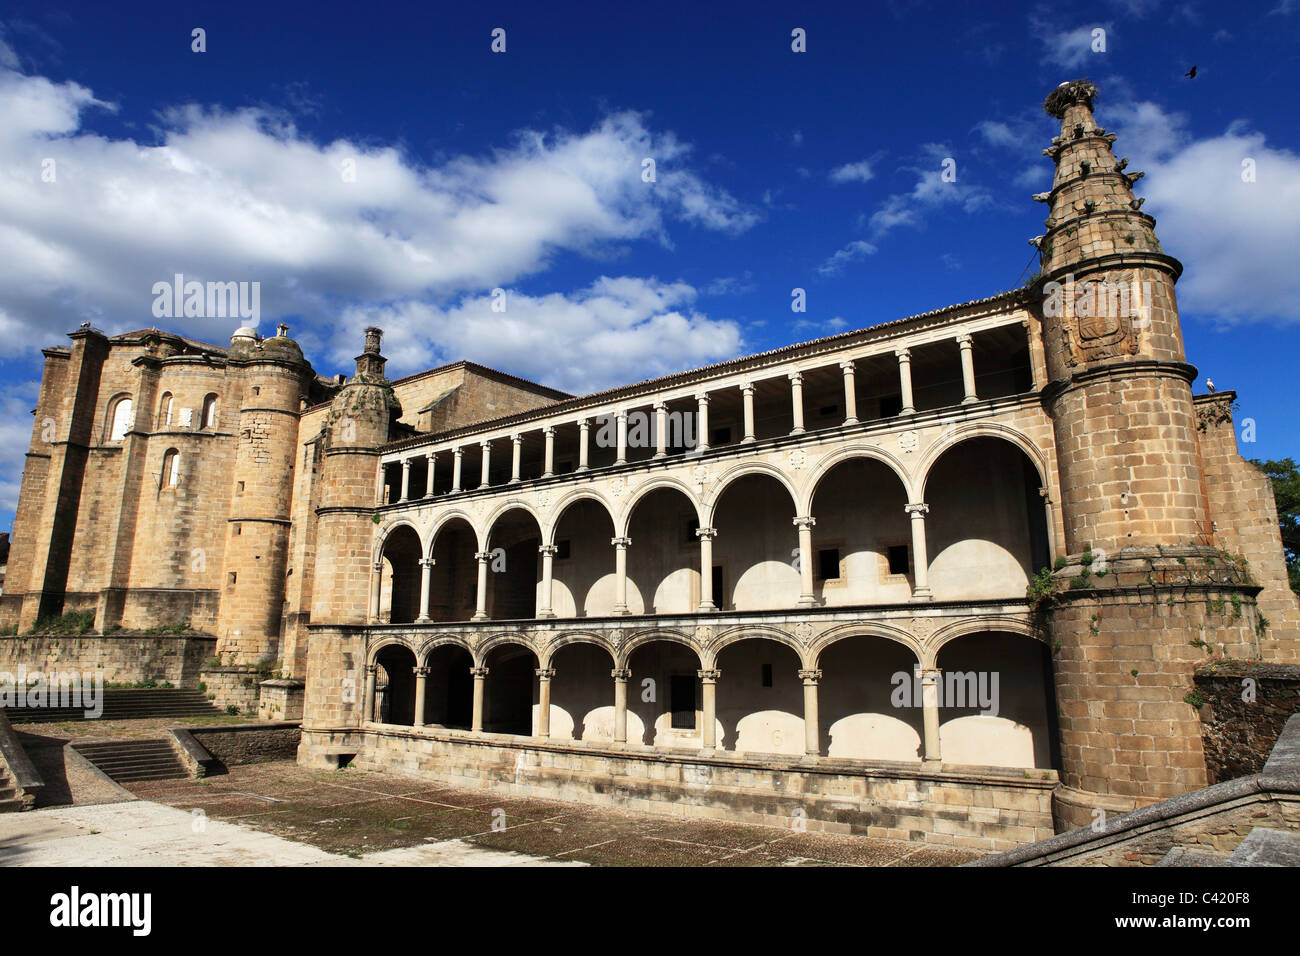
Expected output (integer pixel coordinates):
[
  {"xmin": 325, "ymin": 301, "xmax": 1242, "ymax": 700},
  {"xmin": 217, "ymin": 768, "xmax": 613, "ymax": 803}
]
[
  {"xmin": 611, "ymin": 667, "xmax": 631, "ymax": 681},
  {"xmin": 914, "ymin": 665, "xmax": 942, "ymax": 683},
  {"xmin": 611, "ymin": 536, "xmax": 631, "ymax": 549},
  {"xmin": 365, "ymin": 663, "xmax": 378, "ymax": 676},
  {"xmin": 956, "ymin": 332, "xmax": 973, "ymax": 347},
  {"xmin": 475, "ymin": 550, "xmax": 493, "ymax": 562},
  {"xmin": 793, "ymin": 515, "xmax": 817, "ymax": 530},
  {"xmin": 538, "ymin": 544, "xmax": 558, "ymax": 556},
  {"xmin": 419, "ymin": 557, "xmax": 435, "ymax": 568},
  {"xmin": 412, "ymin": 666, "xmax": 429, "ymax": 677},
  {"xmin": 697, "ymin": 668, "xmax": 722, "ymax": 682},
  {"xmin": 798, "ymin": 668, "xmax": 823, "ymax": 684},
  {"xmin": 740, "ymin": 381, "xmax": 755, "ymax": 395},
  {"xmin": 535, "ymin": 667, "xmax": 556, "ymax": 680},
  {"xmin": 695, "ymin": 392, "xmax": 710, "ymax": 404},
  {"xmin": 453, "ymin": 446, "xmax": 463, "ymax": 457},
  {"xmin": 895, "ymin": 347, "xmax": 911, "ymax": 361},
  {"xmin": 1038, "ymin": 486, "xmax": 1051, "ymax": 500},
  {"xmin": 511, "ymin": 433, "xmax": 523, "ymax": 445},
  {"xmin": 695, "ymin": 526, "xmax": 717, "ymax": 540},
  {"xmin": 905, "ymin": 502, "xmax": 930, "ymax": 517},
  {"xmin": 654, "ymin": 401, "xmax": 668, "ymax": 412},
  {"xmin": 578, "ymin": 417, "xmax": 590, "ymax": 428},
  {"xmin": 373, "ymin": 561, "xmax": 384, "ymax": 573},
  {"xmin": 543, "ymin": 424, "xmax": 556, "ymax": 437},
  {"xmin": 616, "ymin": 409, "xmax": 628, "ymax": 422},
  {"xmin": 470, "ymin": 666, "xmax": 490, "ymax": 679},
  {"xmin": 788, "ymin": 370, "xmax": 803, "ymax": 384},
  {"xmin": 839, "ymin": 359, "xmax": 856, "ymax": 372},
  {"xmin": 401, "ymin": 457, "xmax": 411, "ymax": 470},
  {"xmin": 480, "ymin": 439, "xmax": 492, "ymax": 450},
  {"xmin": 425, "ymin": 450, "xmax": 436, "ymax": 460}
]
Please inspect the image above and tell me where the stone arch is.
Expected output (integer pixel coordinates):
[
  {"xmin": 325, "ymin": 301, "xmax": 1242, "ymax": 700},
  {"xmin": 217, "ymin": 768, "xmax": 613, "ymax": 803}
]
[
  {"xmin": 429, "ymin": 509, "xmax": 484, "ymax": 554},
  {"xmin": 808, "ymin": 621, "xmax": 923, "ymax": 668},
  {"xmin": 484, "ymin": 498, "xmax": 544, "ymax": 543},
  {"xmin": 619, "ymin": 476, "xmax": 704, "ymax": 536},
  {"xmin": 104, "ymin": 392, "xmax": 134, "ymax": 442},
  {"xmin": 704, "ymin": 624, "xmax": 808, "ymax": 669},
  {"xmin": 924, "ymin": 616, "xmax": 1046, "ymax": 668},
  {"xmin": 475, "ymin": 632, "xmax": 538, "ymax": 667},
  {"xmin": 376, "ymin": 523, "xmax": 423, "ymax": 624},
  {"xmin": 545, "ymin": 489, "xmax": 617, "ymax": 545},
  {"xmin": 373, "ymin": 517, "xmax": 427, "ymax": 564},
  {"xmin": 414, "ymin": 634, "xmax": 474, "ymax": 666},
  {"xmin": 702, "ymin": 461, "xmax": 799, "ymax": 525},
  {"xmin": 368, "ymin": 634, "xmax": 418, "ymax": 665},
  {"xmin": 539, "ymin": 631, "xmax": 616, "ymax": 669},
  {"xmin": 372, "ymin": 643, "xmax": 417, "ymax": 726},
  {"xmin": 617, "ymin": 628, "xmax": 695, "ymax": 667},
  {"xmin": 801, "ymin": 444, "xmax": 916, "ymax": 514},
  {"xmin": 916, "ymin": 422, "xmax": 1050, "ymax": 502}
]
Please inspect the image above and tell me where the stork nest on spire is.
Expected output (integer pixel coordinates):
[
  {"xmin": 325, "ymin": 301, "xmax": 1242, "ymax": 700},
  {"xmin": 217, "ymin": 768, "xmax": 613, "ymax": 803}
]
[{"xmin": 1043, "ymin": 79, "xmax": 1099, "ymax": 118}]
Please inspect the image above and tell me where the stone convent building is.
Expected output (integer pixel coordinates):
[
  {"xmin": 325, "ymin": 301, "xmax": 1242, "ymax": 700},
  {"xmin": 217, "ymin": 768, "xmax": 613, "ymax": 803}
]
[{"xmin": 3, "ymin": 81, "xmax": 1297, "ymax": 849}]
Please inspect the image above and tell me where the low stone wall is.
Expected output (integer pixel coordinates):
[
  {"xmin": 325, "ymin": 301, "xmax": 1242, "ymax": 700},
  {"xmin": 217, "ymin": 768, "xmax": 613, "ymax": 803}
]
[
  {"xmin": 189, "ymin": 723, "xmax": 301, "ymax": 767},
  {"xmin": 200, "ymin": 667, "xmax": 264, "ymax": 714},
  {"xmin": 301, "ymin": 726, "xmax": 1057, "ymax": 851},
  {"xmin": 1194, "ymin": 659, "xmax": 1300, "ymax": 783},
  {"xmin": 0, "ymin": 633, "xmax": 215, "ymax": 687}
]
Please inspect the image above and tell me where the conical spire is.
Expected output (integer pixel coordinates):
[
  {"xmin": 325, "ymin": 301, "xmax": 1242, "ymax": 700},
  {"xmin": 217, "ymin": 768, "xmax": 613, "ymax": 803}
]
[{"xmin": 1032, "ymin": 80, "xmax": 1161, "ymax": 277}]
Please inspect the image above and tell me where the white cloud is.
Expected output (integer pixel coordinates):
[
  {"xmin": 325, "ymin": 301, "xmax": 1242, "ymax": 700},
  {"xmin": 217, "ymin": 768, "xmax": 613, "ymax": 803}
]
[
  {"xmin": 335, "ymin": 276, "xmax": 743, "ymax": 394},
  {"xmin": 0, "ymin": 56, "xmax": 756, "ymax": 365},
  {"xmin": 818, "ymin": 240, "xmax": 878, "ymax": 275},
  {"xmin": 829, "ymin": 160, "xmax": 874, "ymax": 184},
  {"xmin": 1106, "ymin": 101, "xmax": 1300, "ymax": 324},
  {"xmin": 1030, "ymin": 12, "xmax": 1114, "ymax": 71},
  {"xmin": 0, "ymin": 380, "xmax": 39, "ymax": 517}
]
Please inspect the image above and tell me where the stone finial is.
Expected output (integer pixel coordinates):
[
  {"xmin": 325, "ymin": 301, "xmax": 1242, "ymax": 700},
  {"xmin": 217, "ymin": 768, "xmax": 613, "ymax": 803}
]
[
  {"xmin": 364, "ymin": 327, "xmax": 383, "ymax": 354},
  {"xmin": 276, "ymin": 322, "xmax": 289, "ymax": 337},
  {"xmin": 1043, "ymin": 79, "xmax": 1099, "ymax": 118}
]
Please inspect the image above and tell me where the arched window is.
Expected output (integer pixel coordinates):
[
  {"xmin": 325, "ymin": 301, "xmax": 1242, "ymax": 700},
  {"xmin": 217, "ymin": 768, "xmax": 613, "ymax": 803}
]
[
  {"xmin": 106, "ymin": 395, "xmax": 134, "ymax": 442},
  {"xmin": 160, "ymin": 448, "xmax": 180, "ymax": 488},
  {"xmin": 200, "ymin": 393, "xmax": 218, "ymax": 429},
  {"xmin": 158, "ymin": 392, "xmax": 173, "ymax": 427}
]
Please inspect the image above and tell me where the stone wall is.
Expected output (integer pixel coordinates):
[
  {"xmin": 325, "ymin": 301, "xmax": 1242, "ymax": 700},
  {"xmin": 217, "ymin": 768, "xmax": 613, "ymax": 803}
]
[
  {"xmin": 199, "ymin": 665, "xmax": 264, "ymax": 713},
  {"xmin": 0, "ymin": 633, "xmax": 214, "ymax": 686},
  {"xmin": 191, "ymin": 723, "xmax": 301, "ymax": 766},
  {"xmin": 1194, "ymin": 659, "xmax": 1300, "ymax": 783},
  {"xmin": 312, "ymin": 725, "xmax": 1057, "ymax": 851}
]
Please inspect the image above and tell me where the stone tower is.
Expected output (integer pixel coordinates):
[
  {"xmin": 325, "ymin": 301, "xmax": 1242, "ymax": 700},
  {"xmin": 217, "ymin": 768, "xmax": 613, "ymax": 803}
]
[
  {"xmin": 214, "ymin": 325, "xmax": 314, "ymax": 664},
  {"xmin": 1031, "ymin": 81, "xmax": 1265, "ymax": 827},
  {"xmin": 310, "ymin": 327, "xmax": 400, "ymax": 627}
]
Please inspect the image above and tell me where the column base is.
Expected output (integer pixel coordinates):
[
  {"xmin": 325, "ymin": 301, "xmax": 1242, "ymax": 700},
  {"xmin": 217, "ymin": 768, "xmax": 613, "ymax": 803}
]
[
  {"xmin": 653, "ymin": 452, "xmax": 667, "ymax": 459},
  {"xmin": 796, "ymin": 596, "xmax": 819, "ymax": 608},
  {"xmin": 789, "ymin": 427, "xmax": 805, "ymax": 436},
  {"xmin": 900, "ymin": 408, "xmax": 916, "ymax": 416},
  {"xmin": 612, "ymin": 606, "xmax": 629, "ymax": 616},
  {"xmin": 509, "ymin": 478, "xmax": 521, "ymax": 484},
  {"xmin": 741, "ymin": 436, "xmax": 756, "ymax": 443},
  {"xmin": 696, "ymin": 601, "xmax": 717, "ymax": 613},
  {"xmin": 415, "ymin": 615, "xmax": 431, "ymax": 623},
  {"xmin": 471, "ymin": 612, "xmax": 489, "ymax": 621},
  {"xmin": 843, "ymin": 417, "xmax": 859, "ymax": 426},
  {"xmin": 537, "ymin": 610, "xmax": 556, "ymax": 620},
  {"xmin": 542, "ymin": 472, "xmax": 554, "ymax": 479},
  {"xmin": 961, "ymin": 396, "xmax": 978, "ymax": 405},
  {"xmin": 909, "ymin": 587, "xmax": 933, "ymax": 603}
]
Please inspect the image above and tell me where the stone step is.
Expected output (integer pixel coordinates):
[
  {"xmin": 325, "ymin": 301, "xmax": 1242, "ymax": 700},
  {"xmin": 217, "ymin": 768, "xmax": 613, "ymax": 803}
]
[
  {"xmin": 2, "ymin": 688, "xmax": 223, "ymax": 723},
  {"xmin": 1227, "ymin": 828, "xmax": 1300, "ymax": 867},
  {"xmin": 71, "ymin": 738, "xmax": 190, "ymax": 785}
]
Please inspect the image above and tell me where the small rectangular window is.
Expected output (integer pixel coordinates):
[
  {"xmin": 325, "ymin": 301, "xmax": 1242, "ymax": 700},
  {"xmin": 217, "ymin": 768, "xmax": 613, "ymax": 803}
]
[
  {"xmin": 817, "ymin": 548, "xmax": 841, "ymax": 580},
  {"xmin": 670, "ymin": 675, "xmax": 696, "ymax": 729},
  {"xmin": 227, "ymin": 572, "xmax": 237, "ymax": 586},
  {"xmin": 761, "ymin": 663, "xmax": 773, "ymax": 688},
  {"xmin": 236, "ymin": 481, "xmax": 245, "ymax": 494},
  {"xmin": 234, "ymin": 524, "xmax": 241, "ymax": 536},
  {"xmin": 888, "ymin": 545, "xmax": 910, "ymax": 575},
  {"xmin": 556, "ymin": 539, "xmax": 571, "ymax": 561}
]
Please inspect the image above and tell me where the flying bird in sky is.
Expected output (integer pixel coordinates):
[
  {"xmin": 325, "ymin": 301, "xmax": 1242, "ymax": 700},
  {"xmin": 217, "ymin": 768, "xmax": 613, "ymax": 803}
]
[{"xmin": 1186, "ymin": 66, "xmax": 1198, "ymax": 78}]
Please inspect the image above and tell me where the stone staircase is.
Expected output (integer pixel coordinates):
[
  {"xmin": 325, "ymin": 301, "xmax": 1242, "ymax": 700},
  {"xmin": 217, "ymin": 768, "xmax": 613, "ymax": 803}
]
[
  {"xmin": 1, "ymin": 688, "xmax": 222, "ymax": 724},
  {"xmin": 71, "ymin": 739, "xmax": 191, "ymax": 784},
  {"xmin": 0, "ymin": 764, "xmax": 23, "ymax": 813}
]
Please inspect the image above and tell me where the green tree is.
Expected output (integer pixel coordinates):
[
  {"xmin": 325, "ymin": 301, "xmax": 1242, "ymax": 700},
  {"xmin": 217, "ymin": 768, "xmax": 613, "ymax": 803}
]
[{"xmin": 1251, "ymin": 458, "xmax": 1300, "ymax": 593}]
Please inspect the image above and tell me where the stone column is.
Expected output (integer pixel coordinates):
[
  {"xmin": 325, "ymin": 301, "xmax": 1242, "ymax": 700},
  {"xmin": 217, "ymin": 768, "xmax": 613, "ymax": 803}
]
[
  {"xmin": 696, "ymin": 393, "xmax": 710, "ymax": 452},
  {"xmin": 611, "ymin": 537, "xmax": 631, "ymax": 614},
  {"xmin": 412, "ymin": 666, "xmax": 428, "ymax": 727},
  {"xmin": 1023, "ymin": 318, "xmax": 1047, "ymax": 391},
  {"xmin": 896, "ymin": 348, "xmax": 916, "ymax": 415},
  {"xmin": 695, "ymin": 527, "xmax": 717, "ymax": 612},
  {"xmin": 840, "ymin": 360, "xmax": 859, "ymax": 424},
  {"xmin": 479, "ymin": 440, "xmax": 492, "ymax": 487},
  {"xmin": 905, "ymin": 503, "xmax": 932, "ymax": 601},
  {"xmin": 741, "ymin": 382, "xmax": 756, "ymax": 442},
  {"xmin": 788, "ymin": 371, "xmax": 805, "ymax": 435},
  {"xmin": 452, "ymin": 447, "xmax": 463, "ymax": 492},
  {"xmin": 470, "ymin": 666, "xmax": 489, "ymax": 732},
  {"xmin": 615, "ymin": 411, "xmax": 628, "ymax": 465},
  {"xmin": 535, "ymin": 667, "xmax": 555, "ymax": 738},
  {"xmin": 399, "ymin": 457, "xmax": 411, "ymax": 501},
  {"xmin": 1040, "ymin": 487, "xmax": 1057, "ymax": 563},
  {"xmin": 957, "ymin": 333, "xmax": 977, "ymax": 404},
  {"xmin": 543, "ymin": 426, "xmax": 556, "ymax": 477},
  {"xmin": 538, "ymin": 544, "xmax": 557, "ymax": 619},
  {"xmin": 363, "ymin": 663, "xmax": 377, "ymax": 723},
  {"xmin": 699, "ymin": 669, "xmax": 720, "ymax": 750},
  {"xmin": 510, "ymin": 434, "xmax": 522, "ymax": 483},
  {"xmin": 920, "ymin": 667, "xmax": 941, "ymax": 762},
  {"xmin": 577, "ymin": 419, "xmax": 590, "ymax": 471},
  {"xmin": 612, "ymin": 667, "xmax": 631, "ymax": 746},
  {"xmin": 794, "ymin": 516, "xmax": 817, "ymax": 607},
  {"xmin": 653, "ymin": 403, "xmax": 668, "ymax": 458},
  {"xmin": 425, "ymin": 452, "xmax": 436, "ymax": 497},
  {"xmin": 369, "ymin": 561, "xmax": 383, "ymax": 623},
  {"xmin": 416, "ymin": 557, "xmax": 434, "ymax": 622},
  {"xmin": 473, "ymin": 551, "xmax": 491, "ymax": 620},
  {"xmin": 799, "ymin": 669, "xmax": 822, "ymax": 756}
]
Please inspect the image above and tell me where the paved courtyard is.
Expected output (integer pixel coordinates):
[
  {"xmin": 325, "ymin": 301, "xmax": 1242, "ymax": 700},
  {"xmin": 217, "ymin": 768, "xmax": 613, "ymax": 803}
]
[{"xmin": 0, "ymin": 760, "xmax": 981, "ymax": 867}]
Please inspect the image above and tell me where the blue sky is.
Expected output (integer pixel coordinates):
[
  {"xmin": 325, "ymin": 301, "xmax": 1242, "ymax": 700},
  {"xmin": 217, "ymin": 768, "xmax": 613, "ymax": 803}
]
[{"xmin": 2, "ymin": 0, "xmax": 1299, "ymax": 529}]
